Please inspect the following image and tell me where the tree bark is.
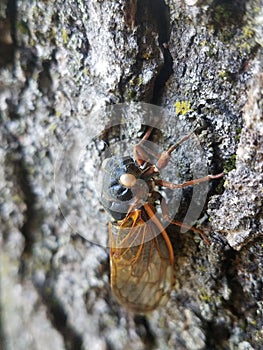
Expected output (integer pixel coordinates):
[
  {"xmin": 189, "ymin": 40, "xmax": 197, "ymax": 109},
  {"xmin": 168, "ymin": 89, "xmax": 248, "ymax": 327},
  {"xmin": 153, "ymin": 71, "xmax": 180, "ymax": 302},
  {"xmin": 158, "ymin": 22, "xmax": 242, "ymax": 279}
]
[{"xmin": 0, "ymin": 0, "xmax": 262, "ymax": 349}]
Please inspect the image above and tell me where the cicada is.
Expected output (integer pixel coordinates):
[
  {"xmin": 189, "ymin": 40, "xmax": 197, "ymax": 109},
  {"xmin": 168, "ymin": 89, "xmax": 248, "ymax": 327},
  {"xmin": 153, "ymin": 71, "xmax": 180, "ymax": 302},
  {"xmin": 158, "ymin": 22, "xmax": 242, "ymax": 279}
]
[{"xmin": 101, "ymin": 127, "xmax": 223, "ymax": 313}]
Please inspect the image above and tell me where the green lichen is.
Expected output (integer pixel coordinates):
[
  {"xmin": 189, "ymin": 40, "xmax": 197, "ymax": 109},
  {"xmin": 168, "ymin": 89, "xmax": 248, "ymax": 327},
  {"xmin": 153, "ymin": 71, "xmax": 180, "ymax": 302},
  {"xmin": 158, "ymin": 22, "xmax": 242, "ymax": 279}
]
[
  {"xmin": 248, "ymin": 319, "xmax": 257, "ymax": 327},
  {"xmin": 82, "ymin": 67, "xmax": 90, "ymax": 76},
  {"xmin": 237, "ymin": 23, "xmax": 256, "ymax": 53},
  {"xmin": 126, "ymin": 89, "xmax": 136, "ymax": 101},
  {"xmin": 128, "ymin": 75, "xmax": 144, "ymax": 88},
  {"xmin": 49, "ymin": 123, "xmax": 57, "ymax": 133},
  {"xmin": 224, "ymin": 154, "xmax": 237, "ymax": 173},
  {"xmin": 61, "ymin": 28, "xmax": 69, "ymax": 45},
  {"xmin": 200, "ymin": 40, "xmax": 208, "ymax": 47},
  {"xmin": 17, "ymin": 20, "xmax": 30, "ymax": 36},
  {"xmin": 174, "ymin": 101, "xmax": 192, "ymax": 115},
  {"xmin": 125, "ymin": 75, "xmax": 145, "ymax": 101},
  {"xmin": 137, "ymin": 75, "xmax": 144, "ymax": 86},
  {"xmin": 49, "ymin": 28, "xmax": 57, "ymax": 42},
  {"xmin": 12, "ymin": 194, "xmax": 23, "ymax": 204},
  {"xmin": 196, "ymin": 265, "xmax": 207, "ymax": 273},
  {"xmin": 242, "ymin": 25, "xmax": 255, "ymax": 40},
  {"xmin": 200, "ymin": 294, "xmax": 212, "ymax": 302},
  {"xmin": 236, "ymin": 127, "xmax": 242, "ymax": 142},
  {"xmin": 142, "ymin": 52, "xmax": 153, "ymax": 60},
  {"xmin": 218, "ymin": 70, "xmax": 229, "ymax": 79},
  {"xmin": 199, "ymin": 288, "xmax": 213, "ymax": 302}
]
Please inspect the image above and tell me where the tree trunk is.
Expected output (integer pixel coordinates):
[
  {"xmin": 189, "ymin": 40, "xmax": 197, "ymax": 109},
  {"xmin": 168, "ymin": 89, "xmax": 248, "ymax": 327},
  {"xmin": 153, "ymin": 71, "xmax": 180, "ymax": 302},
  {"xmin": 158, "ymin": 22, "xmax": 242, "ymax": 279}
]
[{"xmin": 1, "ymin": 0, "xmax": 262, "ymax": 349}]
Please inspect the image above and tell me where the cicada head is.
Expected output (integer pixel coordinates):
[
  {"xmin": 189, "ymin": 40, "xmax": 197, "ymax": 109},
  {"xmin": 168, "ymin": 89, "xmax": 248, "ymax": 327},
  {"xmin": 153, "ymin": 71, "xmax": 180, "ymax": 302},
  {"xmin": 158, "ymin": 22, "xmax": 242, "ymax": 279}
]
[{"xmin": 100, "ymin": 156, "xmax": 144, "ymax": 220}]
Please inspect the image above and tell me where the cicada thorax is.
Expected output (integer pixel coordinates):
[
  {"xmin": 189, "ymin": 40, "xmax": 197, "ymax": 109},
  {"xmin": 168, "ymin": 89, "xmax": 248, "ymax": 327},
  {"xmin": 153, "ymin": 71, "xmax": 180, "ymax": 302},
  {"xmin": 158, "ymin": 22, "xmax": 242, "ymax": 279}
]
[{"xmin": 109, "ymin": 208, "xmax": 154, "ymax": 249}]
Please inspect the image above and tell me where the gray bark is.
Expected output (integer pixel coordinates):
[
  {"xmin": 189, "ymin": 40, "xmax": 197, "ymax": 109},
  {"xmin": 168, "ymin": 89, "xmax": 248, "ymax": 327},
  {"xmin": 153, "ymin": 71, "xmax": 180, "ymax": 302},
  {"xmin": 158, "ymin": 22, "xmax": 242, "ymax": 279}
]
[{"xmin": 0, "ymin": 0, "xmax": 262, "ymax": 349}]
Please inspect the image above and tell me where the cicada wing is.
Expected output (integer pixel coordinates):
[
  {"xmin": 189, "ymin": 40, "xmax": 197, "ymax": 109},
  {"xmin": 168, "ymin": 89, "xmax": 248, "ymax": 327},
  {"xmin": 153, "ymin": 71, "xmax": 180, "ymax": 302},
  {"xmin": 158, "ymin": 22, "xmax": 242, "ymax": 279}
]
[{"xmin": 109, "ymin": 219, "xmax": 174, "ymax": 313}]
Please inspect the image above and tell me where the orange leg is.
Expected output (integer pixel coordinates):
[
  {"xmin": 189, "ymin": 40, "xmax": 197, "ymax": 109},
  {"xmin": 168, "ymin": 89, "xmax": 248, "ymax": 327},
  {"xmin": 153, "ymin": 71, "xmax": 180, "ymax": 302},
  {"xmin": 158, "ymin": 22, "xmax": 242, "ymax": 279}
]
[
  {"xmin": 133, "ymin": 127, "xmax": 157, "ymax": 166},
  {"xmin": 156, "ymin": 131, "xmax": 195, "ymax": 170},
  {"xmin": 134, "ymin": 127, "xmax": 197, "ymax": 171},
  {"xmin": 132, "ymin": 127, "xmax": 224, "ymax": 244},
  {"xmin": 155, "ymin": 172, "xmax": 224, "ymax": 189},
  {"xmin": 159, "ymin": 196, "xmax": 210, "ymax": 245},
  {"xmin": 144, "ymin": 203, "xmax": 175, "ymax": 268}
]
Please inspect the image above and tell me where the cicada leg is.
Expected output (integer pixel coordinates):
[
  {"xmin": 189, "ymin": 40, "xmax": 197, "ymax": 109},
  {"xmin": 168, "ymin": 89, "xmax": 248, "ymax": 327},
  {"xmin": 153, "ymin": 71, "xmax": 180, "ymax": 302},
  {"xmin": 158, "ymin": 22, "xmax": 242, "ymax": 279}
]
[
  {"xmin": 134, "ymin": 127, "xmax": 198, "ymax": 174},
  {"xmin": 158, "ymin": 194, "xmax": 211, "ymax": 245},
  {"xmin": 133, "ymin": 127, "xmax": 157, "ymax": 166},
  {"xmin": 155, "ymin": 172, "xmax": 224, "ymax": 189}
]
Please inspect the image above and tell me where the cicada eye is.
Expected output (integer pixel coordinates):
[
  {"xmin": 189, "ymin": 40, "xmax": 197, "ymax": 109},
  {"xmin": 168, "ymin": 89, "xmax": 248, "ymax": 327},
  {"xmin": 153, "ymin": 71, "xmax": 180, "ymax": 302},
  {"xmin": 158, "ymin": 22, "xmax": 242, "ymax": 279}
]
[{"xmin": 119, "ymin": 173, "xmax": 137, "ymax": 188}]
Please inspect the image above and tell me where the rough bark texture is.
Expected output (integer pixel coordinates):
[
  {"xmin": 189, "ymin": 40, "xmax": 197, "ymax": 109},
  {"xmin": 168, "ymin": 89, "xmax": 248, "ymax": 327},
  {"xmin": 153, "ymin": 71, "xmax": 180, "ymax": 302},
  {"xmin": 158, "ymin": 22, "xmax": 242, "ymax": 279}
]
[{"xmin": 0, "ymin": 0, "xmax": 262, "ymax": 349}]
